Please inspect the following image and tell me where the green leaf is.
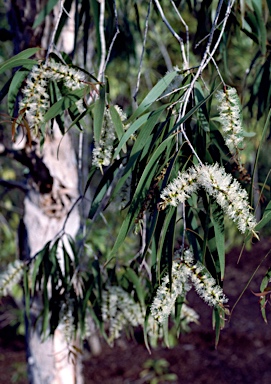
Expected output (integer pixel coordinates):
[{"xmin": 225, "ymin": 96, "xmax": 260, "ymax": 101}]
[
  {"xmin": 156, "ymin": 207, "xmax": 176, "ymax": 279},
  {"xmin": 89, "ymin": 159, "xmax": 123, "ymax": 219},
  {"xmin": 110, "ymin": 135, "xmax": 174, "ymax": 257},
  {"xmin": 124, "ymin": 268, "xmax": 145, "ymax": 307},
  {"xmin": 33, "ymin": 0, "xmax": 59, "ymax": 28},
  {"xmin": 113, "ymin": 112, "xmax": 151, "ymax": 159},
  {"xmin": 31, "ymin": 243, "xmax": 50, "ymax": 294},
  {"xmin": 255, "ymin": 200, "xmax": 271, "ymax": 231},
  {"xmin": 43, "ymin": 86, "xmax": 90, "ymax": 122},
  {"xmin": 0, "ymin": 48, "xmax": 40, "ymax": 75},
  {"xmin": 23, "ymin": 266, "xmax": 30, "ymax": 323},
  {"xmin": 169, "ymin": 85, "xmax": 220, "ymax": 136},
  {"xmin": 42, "ymin": 280, "xmax": 50, "ymax": 338},
  {"xmin": 259, "ymin": 266, "xmax": 271, "ymax": 322},
  {"xmin": 251, "ymin": 108, "xmax": 271, "ymax": 205},
  {"xmin": 129, "ymin": 107, "xmax": 165, "ymax": 159},
  {"xmin": 0, "ymin": 59, "xmax": 38, "ymax": 76},
  {"xmin": 252, "ymin": 0, "xmax": 267, "ymax": 55},
  {"xmin": 213, "ymin": 307, "xmax": 223, "ymax": 348},
  {"xmin": 210, "ymin": 202, "xmax": 225, "ymax": 280},
  {"xmin": 93, "ymin": 85, "xmax": 106, "ymax": 143},
  {"xmin": 8, "ymin": 66, "xmax": 33, "ymax": 116},
  {"xmin": 48, "ymin": 80, "xmax": 66, "ymax": 134},
  {"xmin": 127, "ymin": 71, "xmax": 177, "ymax": 122}
]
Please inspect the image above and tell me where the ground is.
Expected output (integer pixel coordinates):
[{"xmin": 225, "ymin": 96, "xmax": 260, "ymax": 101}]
[{"xmin": 1, "ymin": 239, "xmax": 271, "ymax": 383}]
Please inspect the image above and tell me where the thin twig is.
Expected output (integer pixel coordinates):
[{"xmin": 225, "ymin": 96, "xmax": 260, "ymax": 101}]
[
  {"xmin": 209, "ymin": 55, "xmax": 226, "ymax": 86},
  {"xmin": 78, "ymin": 130, "xmax": 84, "ymax": 197},
  {"xmin": 0, "ymin": 179, "xmax": 29, "ymax": 192},
  {"xmin": 176, "ymin": 0, "xmax": 234, "ymax": 160},
  {"xmin": 153, "ymin": 0, "xmax": 188, "ymax": 68},
  {"xmin": 45, "ymin": 0, "xmax": 68, "ymax": 63},
  {"xmin": 194, "ymin": 18, "xmax": 225, "ymax": 50},
  {"xmin": 170, "ymin": 0, "xmax": 189, "ymax": 68},
  {"xmin": 103, "ymin": 0, "xmax": 120, "ymax": 74},
  {"xmin": 134, "ymin": 0, "xmax": 152, "ymax": 102},
  {"xmin": 97, "ymin": 0, "xmax": 106, "ymax": 82}
]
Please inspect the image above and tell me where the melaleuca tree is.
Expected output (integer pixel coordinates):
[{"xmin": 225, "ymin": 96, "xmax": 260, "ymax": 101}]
[{"xmin": 1, "ymin": 1, "xmax": 271, "ymax": 383}]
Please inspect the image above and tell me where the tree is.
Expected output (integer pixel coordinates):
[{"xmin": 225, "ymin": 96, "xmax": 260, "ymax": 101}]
[{"xmin": 1, "ymin": 1, "xmax": 271, "ymax": 383}]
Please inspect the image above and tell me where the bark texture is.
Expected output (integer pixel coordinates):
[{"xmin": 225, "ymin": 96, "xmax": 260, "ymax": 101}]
[
  {"xmin": 6, "ymin": 1, "xmax": 83, "ymax": 382},
  {"xmin": 24, "ymin": 126, "xmax": 81, "ymax": 384}
]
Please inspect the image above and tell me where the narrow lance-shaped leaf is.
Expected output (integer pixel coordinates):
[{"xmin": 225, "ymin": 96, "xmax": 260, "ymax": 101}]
[
  {"xmin": 124, "ymin": 268, "xmax": 145, "ymax": 308},
  {"xmin": 126, "ymin": 71, "xmax": 177, "ymax": 123},
  {"xmin": 43, "ymin": 86, "xmax": 90, "ymax": 122},
  {"xmin": 110, "ymin": 135, "xmax": 174, "ymax": 257},
  {"xmin": 93, "ymin": 85, "xmax": 106, "ymax": 143},
  {"xmin": 113, "ymin": 112, "xmax": 151, "ymax": 159},
  {"xmin": 210, "ymin": 201, "xmax": 225, "ymax": 280},
  {"xmin": 255, "ymin": 200, "xmax": 271, "ymax": 231},
  {"xmin": 8, "ymin": 66, "xmax": 34, "ymax": 116},
  {"xmin": 0, "ymin": 47, "xmax": 40, "ymax": 75},
  {"xmin": 33, "ymin": 0, "xmax": 59, "ymax": 28}
]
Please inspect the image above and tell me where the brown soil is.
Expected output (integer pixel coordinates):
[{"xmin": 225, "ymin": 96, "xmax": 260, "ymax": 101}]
[{"xmin": 1, "ymin": 239, "xmax": 271, "ymax": 383}]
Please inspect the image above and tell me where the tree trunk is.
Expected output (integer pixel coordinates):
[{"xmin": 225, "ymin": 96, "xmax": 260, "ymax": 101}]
[
  {"xmin": 23, "ymin": 126, "xmax": 82, "ymax": 384},
  {"xmin": 6, "ymin": 1, "xmax": 84, "ymax": 382}
]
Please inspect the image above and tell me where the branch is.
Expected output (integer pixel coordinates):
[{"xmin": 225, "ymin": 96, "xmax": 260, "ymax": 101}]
[
  {"xmin": 102, "ymin": 0, "xmax": 120, "ymax": 75},
  {"xmin": 176, "ymin": 0, "xmax": 234, "ymax": 160},
  {"xmin": 97, "ymin": 0, "xmax": 106, "ymax": 82},
  {"xmin": 45, "ymin": 0, "xmax": 67, "ymax": 62},
  {"xmin": 134, "ymin": 0, "xmax": 152, "ymax": 102},
  {"xmin": 153, "ymin": 0, "xmax": 188, "ymax": 69},
  {"xmin": 0, "ymin": 179, "xmax": 29, "ymax": 192},
  {"xmin": 170, "ymin": 0, "xmax": 189, "ymax": 68}
]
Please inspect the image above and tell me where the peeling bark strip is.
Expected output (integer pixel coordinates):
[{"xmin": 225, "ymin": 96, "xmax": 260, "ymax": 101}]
[{"xmin": 5, "ymin": 0, "xmax": 84, "ymax": 382}]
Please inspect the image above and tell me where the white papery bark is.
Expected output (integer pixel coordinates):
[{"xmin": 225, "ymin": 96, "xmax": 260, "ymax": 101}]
[
  {"xmin": 24, "ymin": 125, "xmax": 82, "ymax": 384},
  {"xmin": 6, "ymin": 0, "xmax": 85, "ymax": 382}
]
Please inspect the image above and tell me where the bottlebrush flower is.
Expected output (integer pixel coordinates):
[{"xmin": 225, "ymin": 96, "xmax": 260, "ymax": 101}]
[
  {"xmin": 159, "ymin": 166, "xmax": 199, "ymax": 209},
  {"xmin": 18, "ymin": 60, "xmax": 86, "ymax": 136},
  {"xmin": 101, "ymin": 286, "xmax": 144, "ymax": 343},
  {"xmin": 92, "ymin": 109, "xmax": 116, "ymax": 169},
  {"xmin": 160, "ymin": 163, "xmax": 257, "ymax": 235},
  {"xmin": 216, "ymin": 87, "xmax": 244, "ymax": 155},
  {"xmin": 197, "ymin": 163, "xmax": 257, "ymax": 234},
  {"xmin": 150, "ymin": 249, "xmax": 228, "ymax": 324}
]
